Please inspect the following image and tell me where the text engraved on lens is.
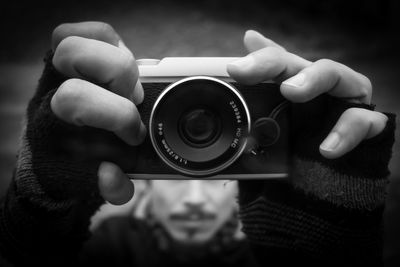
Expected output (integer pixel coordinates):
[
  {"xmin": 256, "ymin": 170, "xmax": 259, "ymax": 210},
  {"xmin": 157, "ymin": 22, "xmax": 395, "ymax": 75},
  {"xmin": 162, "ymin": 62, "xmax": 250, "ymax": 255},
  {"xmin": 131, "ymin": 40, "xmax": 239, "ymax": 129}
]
[
  {"xmin": 229, "ymin": 100, "xmax": 242, "ymax": 124},
  {"xmin": 161, "ymin": 139, "xmax": 188, "ymax": 165},
  {"xmin": 231, "ymin": 128, "xmax": 242, "ymax": 148}
]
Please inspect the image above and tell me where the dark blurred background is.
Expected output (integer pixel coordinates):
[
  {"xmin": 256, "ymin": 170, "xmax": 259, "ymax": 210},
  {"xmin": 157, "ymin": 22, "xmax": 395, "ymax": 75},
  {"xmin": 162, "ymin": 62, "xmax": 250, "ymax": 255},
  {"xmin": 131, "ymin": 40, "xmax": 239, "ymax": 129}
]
[{"xmin": 0, "ymin": 0, "xmax": 399, "ymax": 265}]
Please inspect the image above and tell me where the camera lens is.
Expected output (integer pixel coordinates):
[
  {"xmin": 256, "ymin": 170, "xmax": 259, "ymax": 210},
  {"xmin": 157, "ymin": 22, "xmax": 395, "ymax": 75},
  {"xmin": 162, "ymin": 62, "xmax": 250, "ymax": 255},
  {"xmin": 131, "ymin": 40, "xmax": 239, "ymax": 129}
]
[
  {"xmin": 179, "ymin": 108, "xmax": 221, "ymax": 148},
  {"xmin": 149, "ymin": 76, "xmax": 251, "ymax": 177}
]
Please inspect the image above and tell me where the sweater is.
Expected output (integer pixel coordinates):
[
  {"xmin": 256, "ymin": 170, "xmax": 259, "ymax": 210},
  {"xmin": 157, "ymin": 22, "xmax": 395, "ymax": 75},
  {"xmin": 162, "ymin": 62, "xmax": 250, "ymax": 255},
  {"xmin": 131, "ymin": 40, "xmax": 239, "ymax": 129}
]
[{"xmin": 79, "ymin": 216, "xmax": 258, "ymax": 267}]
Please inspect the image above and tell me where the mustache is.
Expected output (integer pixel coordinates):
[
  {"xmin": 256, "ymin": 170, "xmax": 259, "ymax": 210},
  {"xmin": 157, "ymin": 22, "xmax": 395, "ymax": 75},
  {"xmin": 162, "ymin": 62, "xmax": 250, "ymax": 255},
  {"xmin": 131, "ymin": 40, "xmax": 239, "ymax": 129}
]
[{"xmin": 170, "ymin": 209, "xmax": 216, "ymax": 221}]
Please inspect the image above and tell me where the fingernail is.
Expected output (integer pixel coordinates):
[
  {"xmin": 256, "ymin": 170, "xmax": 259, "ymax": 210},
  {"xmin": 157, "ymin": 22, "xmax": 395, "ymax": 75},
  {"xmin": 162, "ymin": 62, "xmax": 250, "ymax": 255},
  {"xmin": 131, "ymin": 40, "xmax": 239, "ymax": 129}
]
[
  {"xmin": 245, "ymin": 29, "xmax": 262, "ymax": 38},
  {"xmin": 131, "ymin": 80, "xmax": 144, "ymax": 105},
  {"xmin": 228, "ymin": 56, "xmax": 255, "ymax": 71},
  {"xmin": 282, "ymin": 73, "xmax": 306, "ymax": 88},
  {"xmin": 320, "ymin": 132, "xmax": 341, "ymax": 151}
]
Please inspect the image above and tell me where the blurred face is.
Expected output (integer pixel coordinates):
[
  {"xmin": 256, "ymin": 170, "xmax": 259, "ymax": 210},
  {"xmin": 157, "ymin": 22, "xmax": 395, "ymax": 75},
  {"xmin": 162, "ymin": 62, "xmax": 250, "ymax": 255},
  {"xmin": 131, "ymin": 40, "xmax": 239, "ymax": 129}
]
[{"xmin": 149, "ymin": 180, "xmax": 238, "ymax": 245}]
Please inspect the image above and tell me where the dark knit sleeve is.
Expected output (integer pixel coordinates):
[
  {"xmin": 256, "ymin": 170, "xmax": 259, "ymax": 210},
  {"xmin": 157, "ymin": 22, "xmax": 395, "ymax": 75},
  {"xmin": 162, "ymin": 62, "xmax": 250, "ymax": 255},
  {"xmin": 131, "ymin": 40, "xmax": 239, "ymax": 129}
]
[
  {"xmin": 238, "ymin": 95, "xmax": 396, "ymax": 266},
  {"xmin": 0, "ymin": 52, "xmax": 107, "ymax": 265}
]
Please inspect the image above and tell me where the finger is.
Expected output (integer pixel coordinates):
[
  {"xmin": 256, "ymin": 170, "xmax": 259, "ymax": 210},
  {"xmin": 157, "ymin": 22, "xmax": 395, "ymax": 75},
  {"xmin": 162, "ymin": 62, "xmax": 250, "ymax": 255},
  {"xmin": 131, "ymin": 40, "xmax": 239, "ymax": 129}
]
[
  {"xmin": 319, "ymin": 108, "xmax": 388, "ymax": 159},
  {"xmin": 53, "ymin": 36, "xmax": 143, "ymax": 104},
  {"xmin": 52, "ymin": 22, "xmax": 120, "ymax": 50},
  {"xmin": 52, "ymin": 21, "xmax": 133, "ymax": 57},
  {"xmin": 281, "ymin": 59, "xmax": 372, "ymax": 104},
  {"xmin": 227, "ymin": 46, "xmax": 311, "ymax": 85},
  {"xmin": 51, "ymin": 78, "xmax": 146, "ymax": 146},
  {"xmin": 244, "ymin": 30, "xmax": 286, "ymax": 53},
  {"xmin": 98, "ymin": 161, "xmax": 135, "ymax": 205}
]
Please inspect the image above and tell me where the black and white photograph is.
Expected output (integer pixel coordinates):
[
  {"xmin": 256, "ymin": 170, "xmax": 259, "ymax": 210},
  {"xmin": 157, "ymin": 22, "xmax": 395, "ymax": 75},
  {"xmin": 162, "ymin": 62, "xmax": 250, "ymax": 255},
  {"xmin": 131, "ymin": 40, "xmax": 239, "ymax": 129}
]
[{"xmin": 0, "ymin": 0, "xmax": 399, "ymax": 266}]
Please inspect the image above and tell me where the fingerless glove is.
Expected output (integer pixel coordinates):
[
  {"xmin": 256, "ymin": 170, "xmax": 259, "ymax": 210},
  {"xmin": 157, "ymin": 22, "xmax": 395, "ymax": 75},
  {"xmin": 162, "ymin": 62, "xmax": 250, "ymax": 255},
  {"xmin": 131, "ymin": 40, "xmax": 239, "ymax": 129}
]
[
  {"xmin": 238, "ymin": 95, "xmax": 396, "ymax": 266},
  {"xmin": 0, "ymin": 52, "xmax": 108, "ymax": 265}
]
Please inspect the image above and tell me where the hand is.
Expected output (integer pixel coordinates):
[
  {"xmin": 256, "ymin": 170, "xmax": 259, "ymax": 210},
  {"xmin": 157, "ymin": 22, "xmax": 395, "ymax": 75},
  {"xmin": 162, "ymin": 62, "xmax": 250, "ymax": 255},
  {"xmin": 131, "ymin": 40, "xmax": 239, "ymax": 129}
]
[
  {"xmin": 50, "ymin": 22, "xmax": 144, "ymax": 204},
  {"xmin": 227, "ymin": 30, "xmax": 388, "ymax": 159}
]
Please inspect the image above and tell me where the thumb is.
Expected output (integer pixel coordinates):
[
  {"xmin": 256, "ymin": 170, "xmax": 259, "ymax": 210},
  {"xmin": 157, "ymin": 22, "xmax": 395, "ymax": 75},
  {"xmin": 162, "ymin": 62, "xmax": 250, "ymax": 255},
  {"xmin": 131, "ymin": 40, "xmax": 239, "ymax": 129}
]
[
  {"xmin": 98, "ymin": 161, "xmax": 135, "ymax": 205},
  {"xmin": 319, "ymin": 108, "xmax": 388, "ymax": 159}
]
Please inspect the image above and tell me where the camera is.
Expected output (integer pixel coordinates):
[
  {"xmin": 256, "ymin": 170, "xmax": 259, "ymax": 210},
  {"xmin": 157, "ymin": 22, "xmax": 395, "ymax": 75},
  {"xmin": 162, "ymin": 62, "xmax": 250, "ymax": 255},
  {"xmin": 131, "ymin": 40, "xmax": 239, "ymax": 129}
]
[{"xmin": 123, "ymin": 57, "xmax": 290, "ymax": 180}]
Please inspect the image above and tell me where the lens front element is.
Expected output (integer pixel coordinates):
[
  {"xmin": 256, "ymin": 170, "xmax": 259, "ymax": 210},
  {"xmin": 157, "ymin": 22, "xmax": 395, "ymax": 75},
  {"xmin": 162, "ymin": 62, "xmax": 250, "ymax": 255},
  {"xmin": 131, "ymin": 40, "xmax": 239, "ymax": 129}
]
[
  {"xmin": 179, "ymin": 108, "xmax": 222, "ymax": 148},
  {"xmin": 149, "ymin": 76, "xmax": 251, "ymax": 177}
]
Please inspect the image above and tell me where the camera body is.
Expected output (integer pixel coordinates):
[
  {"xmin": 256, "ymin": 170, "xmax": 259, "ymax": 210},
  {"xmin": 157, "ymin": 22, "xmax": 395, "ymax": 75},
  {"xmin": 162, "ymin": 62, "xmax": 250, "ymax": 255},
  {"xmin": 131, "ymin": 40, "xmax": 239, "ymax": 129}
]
[{"xmin": 124, "ymin": 57, "xmax": 290, "ymax": 180}]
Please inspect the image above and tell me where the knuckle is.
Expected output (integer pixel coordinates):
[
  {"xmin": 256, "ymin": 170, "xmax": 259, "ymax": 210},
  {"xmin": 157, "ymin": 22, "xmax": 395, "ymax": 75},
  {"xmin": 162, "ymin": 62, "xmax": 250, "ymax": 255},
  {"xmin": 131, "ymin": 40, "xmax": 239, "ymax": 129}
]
[
  {"xmin": 252, "ymin": 46, "xmax": 287, "ymax": 80},
  {"xmin": 51, "ymin": 23, "xmax": 71, "ymax": 48},
  {"xmin": 53, "ymin": 79, "xmax": 84, "ymax": 118},
  {"xmin": 57, "ymin": 36, "xmax": 81, "ymax": 53},
  {"xmin": 264, "ymin": 46, "xmax": 282, "ymax": 54},
  {"xmin": 126, "ymin": 53, "xmax": 136, "ymax": 69},
  {"xmin": 343, "ymin": 108, "xmax": 371, "ymax": 128},
  {"xmin": 315, "ymin": 58, "xmax": 336, "ymax": 67},
  {"xmin": 314, "ymin": 59, "xmax": 340, "ymax": 74},
  {"xmin": 53, "ymin": 36, "xmax": 82, "ymax": 65},
  {"xmin": 260, "ymin": 46, "xmax": 284, "ymax": 59},
  {"xmin": 114, "ymin": 53, "xmax": 139, "ymax": 96},
  {"xmin": 312, "ymin": 58, "xmax": 341, "ymax": 85},
  {"xmin": 53, "ymin": 36, "xmax": 89, "ymax": 75},
  {"xmin": 99, "ymin": 22, "xmax": 113, "ymax": 32},
  {"xmin": 358, "ymin": 73, "xmax": 373, "ymax": 97},
  {"xmin": 121, "ymin": 52, "xmax": 137, "ymax": 76},
  {"xmin": 98, "ymin": 22, "xmax": 116, "ymax": 38}
]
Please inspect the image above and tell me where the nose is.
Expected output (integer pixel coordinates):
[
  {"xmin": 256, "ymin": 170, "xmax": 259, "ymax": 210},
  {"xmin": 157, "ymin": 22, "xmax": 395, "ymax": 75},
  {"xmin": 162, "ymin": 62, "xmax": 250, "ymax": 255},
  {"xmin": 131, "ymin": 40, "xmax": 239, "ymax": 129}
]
[{"xmin": 182, "ymin": 180, "xmax": 207, "ymax": 207}]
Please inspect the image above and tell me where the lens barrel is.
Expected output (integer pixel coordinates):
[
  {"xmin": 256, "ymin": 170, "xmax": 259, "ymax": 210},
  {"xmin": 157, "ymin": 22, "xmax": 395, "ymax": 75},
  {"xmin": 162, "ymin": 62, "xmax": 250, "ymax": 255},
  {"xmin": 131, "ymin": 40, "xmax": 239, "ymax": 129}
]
[{"xmin": 149, "ymin": 76, "xmax": 251, "ymax": 177}]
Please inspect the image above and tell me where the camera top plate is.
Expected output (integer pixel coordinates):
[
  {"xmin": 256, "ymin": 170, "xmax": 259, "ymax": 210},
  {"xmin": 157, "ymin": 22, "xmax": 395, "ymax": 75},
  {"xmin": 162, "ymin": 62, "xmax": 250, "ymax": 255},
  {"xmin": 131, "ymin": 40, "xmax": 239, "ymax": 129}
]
[{"xmin": 138, "ymin": 57, "xmax": 240, "ymax": 83}]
